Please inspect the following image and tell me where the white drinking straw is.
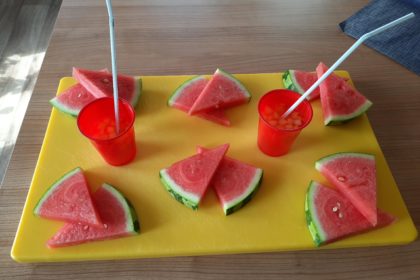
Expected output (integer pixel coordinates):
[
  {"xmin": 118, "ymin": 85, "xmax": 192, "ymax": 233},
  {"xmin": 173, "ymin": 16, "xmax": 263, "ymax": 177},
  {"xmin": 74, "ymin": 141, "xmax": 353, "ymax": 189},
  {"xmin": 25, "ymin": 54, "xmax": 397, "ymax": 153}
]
[
  {"xmin": 281, "ymin": 12, "xmax": 415, "ymax": 119},
  {"xmin": 105, "ymin": 0, "xmax": 120, "ymax": 134}
]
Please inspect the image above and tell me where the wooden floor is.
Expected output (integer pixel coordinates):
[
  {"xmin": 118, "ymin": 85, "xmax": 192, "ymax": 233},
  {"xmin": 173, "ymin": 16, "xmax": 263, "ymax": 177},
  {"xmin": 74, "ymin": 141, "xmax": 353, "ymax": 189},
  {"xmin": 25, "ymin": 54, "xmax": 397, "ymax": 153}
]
[{"xmin": 0, "ymin": 0, "xmax": 61, "ymax": 186}]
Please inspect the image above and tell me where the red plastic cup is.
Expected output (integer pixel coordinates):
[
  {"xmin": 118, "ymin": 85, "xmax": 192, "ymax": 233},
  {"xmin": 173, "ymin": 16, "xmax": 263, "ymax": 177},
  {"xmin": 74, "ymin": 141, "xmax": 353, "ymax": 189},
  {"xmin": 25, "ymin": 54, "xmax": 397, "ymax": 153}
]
[
  {"xmin": 257, "ymin": 89, "xmax": 313, "ymax": 156},
  {"xmin": 77, "ymin": 97, "xmax": 136, "ymax": 166}
]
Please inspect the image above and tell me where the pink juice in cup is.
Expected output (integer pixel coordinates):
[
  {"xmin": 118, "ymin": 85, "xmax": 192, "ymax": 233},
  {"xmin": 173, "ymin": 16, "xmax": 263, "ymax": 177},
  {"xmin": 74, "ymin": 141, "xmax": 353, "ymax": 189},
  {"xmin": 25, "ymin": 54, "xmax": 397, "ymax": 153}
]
[
  {"xmin": 77, "ymin": 97, "xmax": 136, "ymax": 166},
  {"xmin": 257, "ymin": 89, "xmax": 313, "ymax": 156}
]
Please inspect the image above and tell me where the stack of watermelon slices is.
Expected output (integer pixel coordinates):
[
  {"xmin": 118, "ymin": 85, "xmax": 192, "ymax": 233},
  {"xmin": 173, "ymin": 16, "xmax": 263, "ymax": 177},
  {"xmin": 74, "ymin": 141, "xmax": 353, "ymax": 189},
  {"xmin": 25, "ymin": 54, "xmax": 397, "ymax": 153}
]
[
  {"xmin": 305, "ymin": 152, "xmax": 395, "ymax": 246},
  {"xmin": 159, "ymin": 144, "xmax": 263, "ymax": 215},
  {"xmin": 168, "ymin": 69, "xmax": 251, "ymax": 126},
  {"xmin": 50, "ymin": 68, "xmax": 142, "ymax": 117},
  {"xmin": 282, "ymin": 62, "xmax": 372, "ymax": 125},
  {"xmin": 34, "ymin": 168, "xmax": 139, "ymax": 248}
]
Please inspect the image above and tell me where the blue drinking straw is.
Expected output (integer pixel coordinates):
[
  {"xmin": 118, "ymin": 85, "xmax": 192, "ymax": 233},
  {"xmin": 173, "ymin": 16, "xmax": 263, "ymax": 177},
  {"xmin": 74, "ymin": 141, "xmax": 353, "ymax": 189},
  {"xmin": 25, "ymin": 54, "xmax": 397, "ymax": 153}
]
[
  {"xmin": 105, "ymin": 0, "xmax": 120, "ymax": 134},
  {"xmin": 282, "ymin": 12, "xmax": 415, "ymax": 119}
]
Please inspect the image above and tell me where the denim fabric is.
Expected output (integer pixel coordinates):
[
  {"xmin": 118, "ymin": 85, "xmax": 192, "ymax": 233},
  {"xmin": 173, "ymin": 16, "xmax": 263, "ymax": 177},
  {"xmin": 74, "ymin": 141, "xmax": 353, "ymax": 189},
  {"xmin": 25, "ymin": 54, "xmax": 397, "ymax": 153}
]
[{"xmin": 339, "ymin": 0, "xmax": 420, "ymax": 75}]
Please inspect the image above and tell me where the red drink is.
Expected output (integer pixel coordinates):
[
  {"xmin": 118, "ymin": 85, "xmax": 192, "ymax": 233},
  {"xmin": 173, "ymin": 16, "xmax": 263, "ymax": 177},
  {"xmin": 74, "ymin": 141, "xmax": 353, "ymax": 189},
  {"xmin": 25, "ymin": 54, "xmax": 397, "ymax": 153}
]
[
  {"xmin": 77, "ymin": 97, "xmax": 136, "ymax": 166},
  {"xmin": 257, "ymin": 89, "xmax": 313, "ymax": 156}
]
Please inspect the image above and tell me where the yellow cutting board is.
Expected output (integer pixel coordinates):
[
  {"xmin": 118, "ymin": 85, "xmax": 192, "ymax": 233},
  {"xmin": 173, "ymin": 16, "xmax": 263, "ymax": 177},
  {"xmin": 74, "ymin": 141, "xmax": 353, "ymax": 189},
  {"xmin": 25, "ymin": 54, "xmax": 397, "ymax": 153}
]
[{"xmin": 11, "ymin": 72, "xmax": 417, "ymax": 262}]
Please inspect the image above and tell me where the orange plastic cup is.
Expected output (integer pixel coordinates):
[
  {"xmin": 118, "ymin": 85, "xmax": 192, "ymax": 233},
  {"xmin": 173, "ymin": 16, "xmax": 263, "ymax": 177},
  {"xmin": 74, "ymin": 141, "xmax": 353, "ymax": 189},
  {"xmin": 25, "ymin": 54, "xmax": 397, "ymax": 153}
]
[
  {"xmin": 257, "ymin": 89, "xmax": 313, "ymax": 156},
  {"xmin": 77, "ymin": 97, "xmax": 136, "ymax": 166}
]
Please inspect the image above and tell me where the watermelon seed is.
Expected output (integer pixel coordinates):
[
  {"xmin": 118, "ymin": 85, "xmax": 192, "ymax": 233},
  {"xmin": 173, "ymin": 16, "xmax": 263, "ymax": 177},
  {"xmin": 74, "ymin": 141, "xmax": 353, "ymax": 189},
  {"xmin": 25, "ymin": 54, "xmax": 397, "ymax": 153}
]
[
  {"xmin": 102, "ymin": 78, "xmax": 110, "ymax": 84},
  {"xmin": 332, "ymin": 206, "xmax": 338, "ymax": 212},
  {"xmin": 337, "ymin": 176, "xmax": 346, "ymax": 182},
  {"xmin": 338, "ymin": 212, "xmax": 344, "ymax": 219},
  {"xmin": 83, "ymin": 225, "xmax": 89, "ymax": 231},
  {"xmin": 103, "ymin": 224, "xmax": 108, "ymax": 229}
]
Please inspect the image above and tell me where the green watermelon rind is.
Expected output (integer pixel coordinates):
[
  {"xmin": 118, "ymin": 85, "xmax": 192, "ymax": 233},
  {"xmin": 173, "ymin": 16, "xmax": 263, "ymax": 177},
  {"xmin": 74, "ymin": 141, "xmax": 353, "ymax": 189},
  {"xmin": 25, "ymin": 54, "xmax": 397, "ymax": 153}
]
[
  {"xmin": 167, "ymin": 75, "xmax": 206, "ymax": 107},
  {"xmin": 101, "ymin": 183, "xmax": 139, "ymax": 234},
  {"xmin": 159, "ymin": 169, "xmax": 200, "ymax": 210},
  {"xmin": 315, "ymin": 152, "xmax": 375, "ymax": 172},
  {"xmin": 282, "ymin": 70, "xmax": 305, "ymax": 94},
  {"xmin": 131, "ymin": 77, "xmax": 142, "ymax": 108},
  {"xmin": 216, "ymin": 68, "xmax": 252, "ymax": 102},
  {"xmin": 127, "ymin": 199, "xmax": 140, "ymax": 233},
  {"xmin": 324, "ymin": 99, "xmax": 373, "ymax": 126},
  {"xmin": 223, "ymin": 169, "xmax": 263, "ymax": 215},
  {"xmin": 33, "ymin": 167, "xmax": 82, "ymax": 215},
  {"xmin": 305, "ymin": 180, "xmax": 328, "ymax": 247},
  {"xmin": 49, "ymin": 96, "xmax": 79, "ymax": 117}
]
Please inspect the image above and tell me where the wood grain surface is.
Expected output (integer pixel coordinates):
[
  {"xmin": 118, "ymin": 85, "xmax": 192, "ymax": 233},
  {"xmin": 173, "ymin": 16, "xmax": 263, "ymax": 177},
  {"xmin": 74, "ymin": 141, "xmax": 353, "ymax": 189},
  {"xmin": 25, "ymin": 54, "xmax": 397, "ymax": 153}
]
[
  {"xmin": 0, "ymin": 0, "xmax": 60, "ymax": 185},
  {"xmin": 1, "ymin": 0, "xmax": 419, "ymax": 279}
]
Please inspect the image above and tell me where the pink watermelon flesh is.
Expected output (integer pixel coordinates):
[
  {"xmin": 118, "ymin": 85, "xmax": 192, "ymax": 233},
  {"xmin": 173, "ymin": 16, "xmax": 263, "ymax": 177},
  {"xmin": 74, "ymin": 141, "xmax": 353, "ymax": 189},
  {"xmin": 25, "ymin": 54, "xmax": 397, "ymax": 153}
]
[
  {"xmin": 306, "ymin": 181, "xmax": 395, "ymax": 246},
  {"xmin": 315, "ymin": 152, "xmax": 377, "ymax": 226},
  {"xmin": 50, "ymin": 69, "xmax": 108, "ymax": 116},
  {"xmin": 73, "ymin": 67, "xmax": 141, "ymax": 107},
  {"xmin": 197, "ymin": 147, "xmax": 263, "ymax": 215},
  {"xmin": 283, "ymin": 69, "xmax": 351, "ymax": 101},
  {"xmin": 159, "ymin": 144, "xmax": 229, "ymax": 209},
  {"xmin": 283, "ymin": 70, "xmax": 321, "ymax": 100},
  {"xmin": 188, "ymin": 69, "xmax": 251, "ymax": 115},
  {"xmin": 316, "ymin": 62, "xmax": 372, "ymax": 125},
  {"xmin": 47, "ymin": 183, "xmax": 138, "ymax": 248},
  {"xmin": 168, "ymin": 76, "xmax": 231, "ymax": 126},
  {"xmin": 50, "ymin": 83, "xmax": 97, "ymax": 116},
  {"xmin": 34, "ymin": 168, "xmax": 102, "ymax": 227},
  {"xmin": 293, "ymin": 70, "xmax": 320, "ymax": 100}
]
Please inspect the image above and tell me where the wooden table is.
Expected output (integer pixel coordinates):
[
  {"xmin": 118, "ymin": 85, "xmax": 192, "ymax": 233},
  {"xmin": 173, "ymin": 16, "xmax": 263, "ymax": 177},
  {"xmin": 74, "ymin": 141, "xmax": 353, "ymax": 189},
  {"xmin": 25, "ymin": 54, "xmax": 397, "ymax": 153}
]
[{"xmin": 1, "ymin": 0, "xmax": 419, "ymax": 279}]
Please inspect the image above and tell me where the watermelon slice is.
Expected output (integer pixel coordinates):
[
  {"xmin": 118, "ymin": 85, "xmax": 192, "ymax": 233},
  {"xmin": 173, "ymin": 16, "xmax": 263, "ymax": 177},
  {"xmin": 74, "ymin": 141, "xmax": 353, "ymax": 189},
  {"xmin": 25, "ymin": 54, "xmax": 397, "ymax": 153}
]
[
  {"xmin": 33, "ymin": 168, "xmax": 102, "ymax": 227},
  {"xmin": 47, "ymin": 183, "xmax": 139, "ymax": 248},
  {"xmin": 73, "ymin": 67, "xmax": 142, "ymax": 108},
  {"xmin": 50, "ymin": 83, "xmax": 97, "ymax": 116},
  {"xmin": 282, "ymin": 69, "xmax": 351, "ymax": 101},
  {"xmin": 168, "ymin": 76, "xmax": 231, "ymax": 126},
  {"xmin": 282, "ymin": 70, "xmax": 321, "ymax": 101},
  {"xmin": 305, "ymin": 181, "xmax": 395, "ymax": 246},
  {"xmin": 315, "ymin": 152, "xmax": 377, "ymax": 226},
  {"xmin": 197, "ymin": 147, "xmax": 263, "ymax": 215},
  {"xmin": 316, "ymin": 62, "xmax": 372, "ymax": 125},
  {"xmin": 159, "ymin": 144, "xmax": 229, "ymax": 210},
  {"xmin": 50, "ymin": 69, "xmax": 108, "ymax": 116},
  {"xmin": 188, "ymin": 69, "xmax": 251, "ymax": 115}
]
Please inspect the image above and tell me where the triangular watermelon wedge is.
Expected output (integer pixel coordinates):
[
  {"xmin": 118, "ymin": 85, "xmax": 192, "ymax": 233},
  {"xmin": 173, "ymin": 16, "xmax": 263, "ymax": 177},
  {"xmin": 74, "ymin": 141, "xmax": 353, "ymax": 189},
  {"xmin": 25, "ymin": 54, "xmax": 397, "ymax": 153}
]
[
  {"xmin": 159, "ymin": 144, "xmax": 229, "ymax": 210},
  {"xmin": 197, "ymin": 147, "xmax": 263, "ymax": 215},
  {"xmin": 34, "ymin": 168, "xmax": 102, "ymax": 227},
  {"xmin": 73, "ymin": 67, "xmax": 142, "ymax": 108},
  {"xmin": 168, "ymin": 76, "xmax": 230, "ymax": 126},
  {"xmin": 316, "ymin": 62, "xmax": 372, "ymax": 125},
  {"xmin": 47, "ymin": 183, "xmax": 139, "ymax": 248},
  {"xmin": 50, "ymin": 83, "xmax": 97, "ymax": 116},
  {"xmin": 305, "ymin": 181, "xmax": 395, "ymax": 246},
  {"xmin": 50, "ymin": 69, "xmax": 108, "ymax": 116},
  {"xmin": 315, "ymin": 152, "xmax": 377, "ymax": 226},
  {"xmin": 188, "ymin": 69, "xmax": 251, "ymax": 115}
]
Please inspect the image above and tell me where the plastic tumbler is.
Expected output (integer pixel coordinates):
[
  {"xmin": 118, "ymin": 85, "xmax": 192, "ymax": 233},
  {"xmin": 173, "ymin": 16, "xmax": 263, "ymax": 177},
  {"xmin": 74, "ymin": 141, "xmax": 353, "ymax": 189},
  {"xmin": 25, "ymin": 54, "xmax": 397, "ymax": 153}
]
[
  {"xmin": 77, "ymin": 97, "xmax": 136, "ymax": 166},
  {"xmin": 257, "ymin": 89, "xmax": 313, "ymax": 156}
]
